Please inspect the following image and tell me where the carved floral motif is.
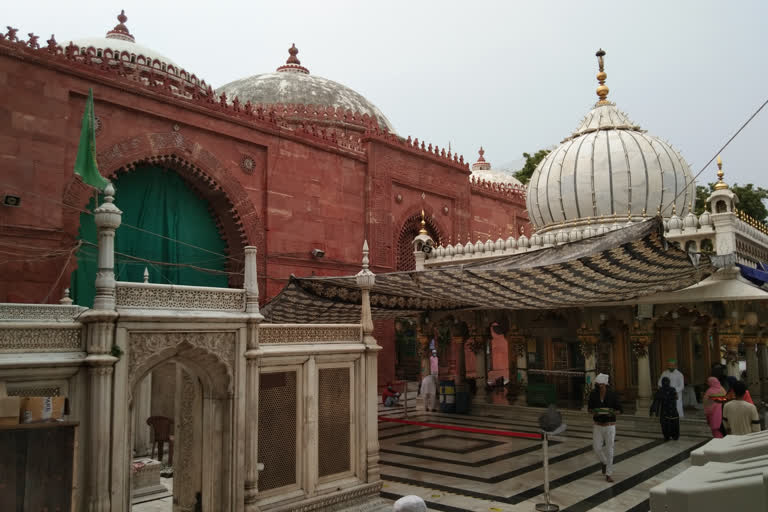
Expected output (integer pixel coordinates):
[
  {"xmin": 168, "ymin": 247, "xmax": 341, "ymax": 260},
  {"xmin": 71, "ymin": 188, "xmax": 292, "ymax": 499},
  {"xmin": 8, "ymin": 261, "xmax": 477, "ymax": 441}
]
[
  {"xmin": 258, "ymin": 326, "xmax": 361, "ymax": 344},
  {"xmin": 116, "ymin": 285, "xmax": 246, "ymax": 311},
  {"xmin": 0, "ymin": 327, "xmax": 82, "ymax": 352}
]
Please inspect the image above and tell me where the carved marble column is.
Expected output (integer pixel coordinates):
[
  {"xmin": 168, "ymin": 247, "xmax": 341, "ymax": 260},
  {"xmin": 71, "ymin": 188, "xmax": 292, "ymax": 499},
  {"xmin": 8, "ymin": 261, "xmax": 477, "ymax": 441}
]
[
  {"xmin": 174, "ymin": 367, "xmax": 202, "ymax": 512},
  {"xmin": 243, "ymin": 246, "xmax": 264, "ymax": 508},
  {"xmin": 474, "ymin": 343, "xmax": 487, "ymax": 399},
  {"xmin": 507, "ymin": 330, "xmax": 527, "ymax": 401},
  {"xmin": 452, "ymin": 336, "xmax": 466, "ymax": 386},
  {"xmin": 630, "ymin": 322, "xmax": 654, "ymax": 416},
  {"xmin": 133, "ymin": 373, "xmax": 153, "ymax": 456},
  {"xmin": 356, "ymin": 241, "xmax": 381, "ymax": 483},
  {"xmin": 743, "ymin": 334, "xmax": 761, "ymax": 402},
  {"xmin": 82, "ymin": 184, "xmax": 121, "ymax": 512},
  {"xmin": 578, "ymin": 328, "xmax": 599, "ymax": 411},
  {"xmin": 759, "ymin": 335, "xmax": 768, "ymax": 401}
]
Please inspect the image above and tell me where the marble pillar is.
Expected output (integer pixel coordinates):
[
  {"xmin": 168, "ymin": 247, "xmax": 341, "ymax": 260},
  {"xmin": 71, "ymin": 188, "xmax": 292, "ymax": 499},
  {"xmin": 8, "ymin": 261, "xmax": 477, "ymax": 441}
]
[
  {"xmin": 744, "ymin": 336, "xmax": 761, "ymax": 401},
  {"xmin": 515, "ymin": 343, "xmax": 527, "ymax": 401},
  {"xmin": 474, "ymin": 346, "xmax": 487, "ymax": 398},
  {"xmin": 133, "ymin": 373, "xmax": 153, "ymax": 456},
  {"xmin": 84, "ymin": 184, "xmax": 121, "ymax": 512},
  {"xmin": 356, "ymin": 241, "xmax": 381, "ymax": 483},
  {"xmin": 631, "ymin": 325, "xmax": 654, "ymax": 417},
  {"xmin": 453, "ymin": 336, "xmax": 466, "ymax": 386},
  {"xmin": 759, "ymin": 341, "xmax": 768, "ymax": 401},
  {"xmin": 174, "ymin": 367, "xmax": 202, "ymax": 512},
  {"xmin": 243, "ymin": 245, "xmax": 264, "ymax": 508}
]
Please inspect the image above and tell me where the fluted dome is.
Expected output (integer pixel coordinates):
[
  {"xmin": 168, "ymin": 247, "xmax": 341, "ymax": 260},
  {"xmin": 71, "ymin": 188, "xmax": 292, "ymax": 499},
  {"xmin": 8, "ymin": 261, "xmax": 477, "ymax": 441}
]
[
  {"xmin": 526, "ymin": 50, "xmax": 695, "ymax": 233},
  {"xmin": 470, "ymin": 147, "xmax": 524, "ymax": 187},
  {"xmin": 70, "ymin": 10, "xmax": 179, "ymax": 68},
  {"xmin": 217, "ymin": 44, "xmax": 394, "ymax": 132}
]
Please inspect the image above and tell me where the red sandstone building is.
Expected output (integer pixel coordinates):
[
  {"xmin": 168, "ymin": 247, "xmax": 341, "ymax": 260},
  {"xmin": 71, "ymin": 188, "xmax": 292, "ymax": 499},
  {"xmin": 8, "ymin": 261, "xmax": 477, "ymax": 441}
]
[{"xmin": 0, "ymin": 12, "xmax": 528, "ymax": 385}]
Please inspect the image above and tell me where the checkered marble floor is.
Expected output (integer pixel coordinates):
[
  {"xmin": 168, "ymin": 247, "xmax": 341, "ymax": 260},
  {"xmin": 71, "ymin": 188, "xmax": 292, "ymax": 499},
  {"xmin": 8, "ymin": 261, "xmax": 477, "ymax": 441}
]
[{"xmin": 377, "ymin": 404, "xmax": 710, "ymax": 512}]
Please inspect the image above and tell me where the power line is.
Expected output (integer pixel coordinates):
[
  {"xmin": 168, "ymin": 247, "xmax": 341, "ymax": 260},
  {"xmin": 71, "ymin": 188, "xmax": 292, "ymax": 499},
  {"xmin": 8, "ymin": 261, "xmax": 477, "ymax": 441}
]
[
  {"xmin": 0, "ymin": 182, "xmax": 242, "ymax": 263},
  {"xmin": 664, "ymin": 96, "xmax": 768, "ymax": 211}
]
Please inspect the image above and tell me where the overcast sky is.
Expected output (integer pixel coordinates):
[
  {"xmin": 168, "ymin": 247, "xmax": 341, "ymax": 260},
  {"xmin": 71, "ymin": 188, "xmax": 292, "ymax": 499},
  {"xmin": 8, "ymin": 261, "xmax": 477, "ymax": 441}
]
[{"xmin": 5, "ymin": 1, "xmax": 767, "ymax": 187}]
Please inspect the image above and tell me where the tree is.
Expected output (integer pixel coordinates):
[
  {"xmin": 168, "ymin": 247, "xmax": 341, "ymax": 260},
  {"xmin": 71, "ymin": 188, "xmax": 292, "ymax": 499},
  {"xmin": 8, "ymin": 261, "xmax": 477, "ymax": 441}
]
[
  {"xmin": 513, "ymin": 149, "xmax": 551, "ymax": 185},
  {"xmin": 694, "ymin": 183, "xmax": 768, "ymax": 223}
]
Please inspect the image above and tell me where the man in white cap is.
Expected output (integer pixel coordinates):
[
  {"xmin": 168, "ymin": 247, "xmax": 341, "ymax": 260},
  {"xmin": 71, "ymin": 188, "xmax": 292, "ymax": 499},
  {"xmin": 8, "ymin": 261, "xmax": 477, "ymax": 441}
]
[
  {"xmin": 657, "ymin": 358, "xmax": 684, "ymax": 418},
  {"xmin": 587, "ymin": 373, "xmax": 623, "ymax": 482},
  {"xmin": 393, "ymin": 495, "xmax": 427, "ymax": 512}
]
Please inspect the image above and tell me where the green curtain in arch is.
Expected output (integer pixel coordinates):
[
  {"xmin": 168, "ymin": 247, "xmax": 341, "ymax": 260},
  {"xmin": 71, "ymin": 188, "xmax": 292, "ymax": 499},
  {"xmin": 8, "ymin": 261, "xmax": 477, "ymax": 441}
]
[{"xmin": 71, "ymin": 166, "xmax": 228, "ymax": 307}]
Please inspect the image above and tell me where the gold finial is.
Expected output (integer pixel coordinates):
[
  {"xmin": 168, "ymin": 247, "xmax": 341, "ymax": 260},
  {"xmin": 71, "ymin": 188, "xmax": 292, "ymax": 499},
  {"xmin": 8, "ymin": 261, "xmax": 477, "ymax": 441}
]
[
  {"xmin": 595, "ymin": 49, "xmax": 610, "ymax": 105},
  {"xmin": 688, "ymin": 201, "xmax": 693, "ymax": 213},
  {"xmin": 672, "ymin": 203, "xmax": 677, "ymax": 215},
  {"xmin": 714, "ymin": 155, "xmax": 729, "ymax": 190},
  {"xmin": 419, "ymin": 209, "xmax": 428, "ymax": 235}
]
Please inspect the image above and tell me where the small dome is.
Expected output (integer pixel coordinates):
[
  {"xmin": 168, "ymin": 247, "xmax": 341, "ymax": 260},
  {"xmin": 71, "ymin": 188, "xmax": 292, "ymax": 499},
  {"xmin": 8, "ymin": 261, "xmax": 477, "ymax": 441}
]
[
  {"xmin": 69, "ymin": 10, "xmax": 179, "ymax": 67},
  {"xmin": 470, "ymin": 147, "xmax": 524, "ymax": 187},
  {"xmin": 526, "ymin": 50, "xmax": 695, "ymax": 233},
  {"xmin": 217, "ymin": 44, "xmax": 394, "ymax": 132}
]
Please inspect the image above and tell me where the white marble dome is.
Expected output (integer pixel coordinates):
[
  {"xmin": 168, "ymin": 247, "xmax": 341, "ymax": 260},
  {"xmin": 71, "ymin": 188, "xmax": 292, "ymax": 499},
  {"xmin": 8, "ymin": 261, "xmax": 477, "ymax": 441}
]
[
  {"xmin": 217, "ymin": 45, "xmax": 394, "ymax": 132},
  {"xmin": 526, "ymin": 51, "xmax": 695, "ymax": 232},
  {"xmin": 470, "ymin": 148, "xmax": 524, "ymax": 187},
  {"xmin": 69, "ymin": 10, "xmax": 179, "ymax": 68}
]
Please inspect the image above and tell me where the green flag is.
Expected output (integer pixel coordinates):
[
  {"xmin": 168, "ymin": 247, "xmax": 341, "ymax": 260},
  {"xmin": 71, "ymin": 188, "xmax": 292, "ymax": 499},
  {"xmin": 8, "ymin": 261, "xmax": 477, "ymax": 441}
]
[{"xmin": 73, "ymin": 89, "xmax": 109, "ymax": 191}]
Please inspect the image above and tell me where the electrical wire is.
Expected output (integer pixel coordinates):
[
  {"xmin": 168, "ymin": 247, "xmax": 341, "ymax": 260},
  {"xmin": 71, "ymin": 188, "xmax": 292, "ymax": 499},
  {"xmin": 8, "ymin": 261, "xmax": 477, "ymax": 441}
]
[
  {"xmin": 42, "ymin": 243, "xmax": 80, "ymax": 304},
  {"xmin": 663, "ymin": 96, "xmax": 768, "ymax": 212}
]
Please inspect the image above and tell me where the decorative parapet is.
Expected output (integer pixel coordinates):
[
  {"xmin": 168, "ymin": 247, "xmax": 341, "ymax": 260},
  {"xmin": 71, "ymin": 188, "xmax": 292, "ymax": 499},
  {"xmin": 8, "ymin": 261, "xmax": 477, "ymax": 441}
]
[
  {"xmin": 362, "ymin": 129, "xmax": 470, "ymax": 172},
  {"xmin": 115, "ymin": 282, "xmax": 246, "ymax": 311},
  {"xmin": 0, "ymin": 303, "xmax": 86, "ymax": 322},
  {"xmin": 0, "ymin": 323, "xmax": 83, "ymax": 352},
  {"xmin": 469, "ymin": 176, "xmax": 527, "ymax": 204},
  {"xmin": 258, "ymin": 324, "xmax": 362, "ymax": 344},
  {"xmin": 0, "ymin": 27, "xmax": 368, "ymax": 156}
]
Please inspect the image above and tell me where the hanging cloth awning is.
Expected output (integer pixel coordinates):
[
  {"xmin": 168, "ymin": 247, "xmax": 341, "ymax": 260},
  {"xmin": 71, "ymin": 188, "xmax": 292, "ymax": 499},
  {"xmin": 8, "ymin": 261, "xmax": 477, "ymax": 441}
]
[{"xmin": 262, "ymin": 218, "xmax": 715, "ymax": 323}]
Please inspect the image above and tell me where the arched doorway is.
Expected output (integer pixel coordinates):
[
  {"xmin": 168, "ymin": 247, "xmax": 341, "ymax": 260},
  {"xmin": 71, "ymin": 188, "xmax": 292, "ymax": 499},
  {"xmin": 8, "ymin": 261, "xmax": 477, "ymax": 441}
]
[
  {"xmin": 71, "ymin": 166, "xmax": 229, "ymax": 307},
  {"xmin": 394, "ymin": 213, "xmax": 442, "ymax": 381},
  {"xmin": 120, "ymin": 332, "xmax": 236, "ymax": 512}
]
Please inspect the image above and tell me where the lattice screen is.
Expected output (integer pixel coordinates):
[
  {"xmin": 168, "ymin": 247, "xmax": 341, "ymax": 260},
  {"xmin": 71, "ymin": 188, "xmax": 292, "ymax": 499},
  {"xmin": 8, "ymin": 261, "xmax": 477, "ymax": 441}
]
[
  {"xmin": 258, "ymin": 371, "xmax": 297, "ymax": 491},
  {"xmin": 318, "ymin": 367, "xmax": 351, "ymax": 477},
  {"xmin": 396, "ymin": 213, "xmax": 441, "ymax": 271},
  {"xmin": 8, "ymin": 386, "xmax": 61, "ymax": 397}
]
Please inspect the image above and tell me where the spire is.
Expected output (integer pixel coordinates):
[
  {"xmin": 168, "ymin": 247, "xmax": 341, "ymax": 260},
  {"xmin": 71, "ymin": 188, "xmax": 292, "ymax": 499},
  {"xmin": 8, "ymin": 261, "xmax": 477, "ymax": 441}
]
[
  {"xmin": 419, "ymin": 209, "xmax": 428, "ymax": 235},
  {"xmin": 277, "ymin": 43, "xmax": 309, "ymax": 74},
  {"xmin": 714, "ymin": 155, "xmax": 729, "ymax": 190},
  {"xmin": 595, "ymin": 49, "xmax": 610, "ymax": 105},
  {"xmin": 106, "ymin": 10, "xmax": 135, "ymax": 43},
  {"xmin": 472, "ymin": 146, "xmax": 491, "ymax": 171}
]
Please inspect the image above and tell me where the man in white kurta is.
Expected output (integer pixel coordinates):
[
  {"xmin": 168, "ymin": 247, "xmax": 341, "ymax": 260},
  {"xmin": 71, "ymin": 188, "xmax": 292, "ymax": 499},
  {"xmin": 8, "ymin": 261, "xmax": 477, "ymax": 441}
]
[{"xmin": 658, "ymin": 359, "xmax": 684, "ymax": 418}]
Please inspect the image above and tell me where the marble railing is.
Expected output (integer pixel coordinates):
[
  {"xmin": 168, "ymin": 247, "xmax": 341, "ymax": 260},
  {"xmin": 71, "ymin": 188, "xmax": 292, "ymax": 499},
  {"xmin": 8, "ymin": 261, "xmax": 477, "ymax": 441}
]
[
  {"xmin": 115, "ymin": 282, "xmax": 246, "ymax": 311},
  {"xmin": 0, "ymin": 303, "xmax": 86, "ymax": 322},
  {"xmin": 424, "ymin": 211, "xmax": 768, "ymax": 269}
]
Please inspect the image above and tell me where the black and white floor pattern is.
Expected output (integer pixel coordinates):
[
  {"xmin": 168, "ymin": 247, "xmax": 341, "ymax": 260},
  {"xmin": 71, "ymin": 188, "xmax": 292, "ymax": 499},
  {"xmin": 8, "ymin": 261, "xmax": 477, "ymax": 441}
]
[{"xmin": 378, "ymin": 406, "xmax": 709, "ymax": 512}]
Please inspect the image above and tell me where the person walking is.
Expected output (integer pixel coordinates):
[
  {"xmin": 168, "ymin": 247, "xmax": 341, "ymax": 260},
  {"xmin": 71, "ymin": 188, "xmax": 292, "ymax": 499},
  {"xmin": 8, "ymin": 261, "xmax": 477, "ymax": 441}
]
[
  {"xmin": 588, "ymin": 373, "xmax": 623, "ymax": 482},
  {"xmin": 421, "ymin": 349, "xmax": 440, "ymax": 412},
  {"xmin": 723, "ymin": 381, "xmax": 761, "ymax": 435},
  {"xmin": 658, "ymin": 359, "xmax": 684, "ymax": 418},
  {"xmin": 703, "ymin": 376, "xmax": 727, "ymax": 438},
  {"xmin": 650, "ymin": 377, "xmax": 680, "ymax": 440}
]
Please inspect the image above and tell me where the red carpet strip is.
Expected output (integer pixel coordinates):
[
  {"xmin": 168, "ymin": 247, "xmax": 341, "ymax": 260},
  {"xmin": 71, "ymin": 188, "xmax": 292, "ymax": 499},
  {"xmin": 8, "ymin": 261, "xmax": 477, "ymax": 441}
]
[{"xmin": 378, "ymin": 416, "xmax": 542, "ymax": 440}]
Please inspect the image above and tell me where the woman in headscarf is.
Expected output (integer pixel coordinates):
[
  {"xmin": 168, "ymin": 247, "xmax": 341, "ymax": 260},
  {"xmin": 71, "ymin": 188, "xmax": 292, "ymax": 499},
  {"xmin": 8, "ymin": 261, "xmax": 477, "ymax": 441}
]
[
  {"xmin": 650, "ymin": 377, "xmax": 680, "ymax": 440},
  {"xmin": 703, "ymin": 376, "xmax": 727, "ymax": 438}
]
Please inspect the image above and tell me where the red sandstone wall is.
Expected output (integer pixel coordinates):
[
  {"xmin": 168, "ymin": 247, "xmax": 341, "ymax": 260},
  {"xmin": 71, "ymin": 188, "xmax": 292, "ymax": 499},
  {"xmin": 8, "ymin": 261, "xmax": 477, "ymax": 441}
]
[{"xmin": 0, "ymin": 44, "xmax": 530, "ymax": 387}]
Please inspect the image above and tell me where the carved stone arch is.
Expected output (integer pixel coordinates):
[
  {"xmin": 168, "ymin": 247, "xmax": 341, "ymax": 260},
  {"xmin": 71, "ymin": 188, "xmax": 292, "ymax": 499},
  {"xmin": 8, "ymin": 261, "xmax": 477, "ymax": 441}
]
[
  {"xmin": 61, "ymin": 132, "xmax": 266, "ymax": 290},
  {"xmin": 395, "ymin": 209, "xmax": 445, "ymax": 271}
]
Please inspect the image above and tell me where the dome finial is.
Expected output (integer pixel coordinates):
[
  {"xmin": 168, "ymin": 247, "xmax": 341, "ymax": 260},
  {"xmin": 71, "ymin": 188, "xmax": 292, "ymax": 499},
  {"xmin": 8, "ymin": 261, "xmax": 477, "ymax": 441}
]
[
  {"xmin": 595, "ymin": 48, "xmax": 610, "ymax": 105},
  {"xmin": 714, "ymin": 155, "xmax": 729, "ymax": 190},
  {"xmin": 478, "ymin": 146, "xmax": 486, "ymax": 162},
  {"xmin": 419, "ymin": 209, "xmax": 428, "ymax": 235},
  {"xmin": 277, "ymin": 43, "xmax": 309, "ymax": 74},
  {"xmin": 106, "ymin": 9, "xmax": 135, "ymax": 42}
]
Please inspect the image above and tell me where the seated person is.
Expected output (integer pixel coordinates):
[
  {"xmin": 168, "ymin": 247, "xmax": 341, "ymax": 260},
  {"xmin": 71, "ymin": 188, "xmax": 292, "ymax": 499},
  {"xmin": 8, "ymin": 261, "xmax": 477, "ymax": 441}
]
[{"xmin": 382, "ymin": 383, "xmax": 401, "ymax": 407}]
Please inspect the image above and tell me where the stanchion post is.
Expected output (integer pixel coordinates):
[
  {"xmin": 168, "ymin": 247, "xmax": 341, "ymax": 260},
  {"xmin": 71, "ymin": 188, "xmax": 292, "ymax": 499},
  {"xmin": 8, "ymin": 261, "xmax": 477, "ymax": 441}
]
[{"xmin": 536, "ymin": 431, "xmax": 560, "ymax": 511}]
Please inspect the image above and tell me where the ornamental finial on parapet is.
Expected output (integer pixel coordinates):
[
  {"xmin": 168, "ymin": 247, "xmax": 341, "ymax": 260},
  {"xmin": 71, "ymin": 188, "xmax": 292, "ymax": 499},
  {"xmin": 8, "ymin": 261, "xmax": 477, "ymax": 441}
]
[
  {"xmin": 419, "ymin": 209, "xmax": 428, "ymax": 235},
  {"xmin": 595, "ymin": 49, "xmax": 610, "ymax": 105},
  {"xmin": 714, "ymin": 155, "xmax": 729, "ymax": 190}
]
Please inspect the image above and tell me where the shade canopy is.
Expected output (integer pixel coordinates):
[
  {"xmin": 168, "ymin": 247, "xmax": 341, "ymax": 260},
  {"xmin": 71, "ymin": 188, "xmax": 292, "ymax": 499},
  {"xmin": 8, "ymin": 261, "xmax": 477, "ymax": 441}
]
[{"xmin": 262, "ymin": 219, "xmax": 714, "ymax": 323}]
